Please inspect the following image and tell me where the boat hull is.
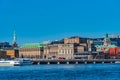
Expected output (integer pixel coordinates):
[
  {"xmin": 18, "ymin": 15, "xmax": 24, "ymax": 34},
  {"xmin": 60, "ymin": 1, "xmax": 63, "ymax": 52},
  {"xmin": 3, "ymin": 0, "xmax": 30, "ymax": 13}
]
[{"xmin": 0, "ymin": 63, "xmax": 21, "ymax": 66}]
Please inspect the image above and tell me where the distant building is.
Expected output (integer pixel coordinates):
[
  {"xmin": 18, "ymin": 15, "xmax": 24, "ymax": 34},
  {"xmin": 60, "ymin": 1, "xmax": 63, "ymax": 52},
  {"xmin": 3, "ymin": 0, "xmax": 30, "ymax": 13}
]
[
  {"xmin": 109, "ymin": 34, "xmax": 120, "ymax": 38},
  {"xmin": 93, "ymin": 34, "xmax": 120, "ymax": 46},
  {"xmin": 19, "ymin": 43, "xmax": 44, "ymax": 59},
  {"xmin": 64, "ymin": 36, "xmax": 87, "ymax": 44},
  {"xmin": 64, "ymin": 36, "xmax": 80, "ymax": 44},
  {"xmin": 0, "ymin": 42, "xmax": 12, "ymax": 50},
  {"xmin": 50, "ymin": 39, "xmax": 64, "ymax": 44}
]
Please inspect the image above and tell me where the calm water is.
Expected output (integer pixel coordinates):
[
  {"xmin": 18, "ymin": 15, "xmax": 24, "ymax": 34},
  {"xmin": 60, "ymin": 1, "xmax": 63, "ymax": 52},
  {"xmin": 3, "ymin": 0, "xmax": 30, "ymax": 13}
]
[{"xmin": 0, "ymin": 64, "xmax": 120, "ymax": 80}]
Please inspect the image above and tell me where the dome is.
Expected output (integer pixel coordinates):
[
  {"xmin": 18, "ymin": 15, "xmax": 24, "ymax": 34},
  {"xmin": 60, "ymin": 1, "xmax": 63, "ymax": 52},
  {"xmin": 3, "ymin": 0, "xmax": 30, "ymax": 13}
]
[{"xmin": 104, "ymin": 33, "xmax": 110, "ymax": 41}]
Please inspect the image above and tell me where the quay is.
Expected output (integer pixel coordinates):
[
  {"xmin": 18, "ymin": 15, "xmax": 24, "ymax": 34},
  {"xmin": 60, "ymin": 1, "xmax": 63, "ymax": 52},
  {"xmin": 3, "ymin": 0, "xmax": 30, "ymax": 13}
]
[{"xmin": 32, "ymin": 59, "xmax": 120, "ymax": 64}]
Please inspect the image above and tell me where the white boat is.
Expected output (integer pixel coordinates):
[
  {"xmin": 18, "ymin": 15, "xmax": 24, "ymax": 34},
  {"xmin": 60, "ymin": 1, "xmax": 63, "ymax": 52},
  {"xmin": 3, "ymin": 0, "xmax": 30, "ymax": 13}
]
[
  {"xmin": 115, "ymin": 61, "xmax": 120, "ymax": 63},
  {"xmin": 19, "ymin": 58, "xmax": 33, "ymax": 65},
  {"xmin": 0, "ymin": 60, "xmax": 21, "ymax": 66}
]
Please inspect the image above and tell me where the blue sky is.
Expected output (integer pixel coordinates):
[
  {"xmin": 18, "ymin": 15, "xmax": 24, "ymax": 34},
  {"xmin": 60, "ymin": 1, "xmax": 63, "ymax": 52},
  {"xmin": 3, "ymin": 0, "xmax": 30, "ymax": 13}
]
[{"xmin": 0, "ymin": 0, "xmax": 120, "ymax": 45}]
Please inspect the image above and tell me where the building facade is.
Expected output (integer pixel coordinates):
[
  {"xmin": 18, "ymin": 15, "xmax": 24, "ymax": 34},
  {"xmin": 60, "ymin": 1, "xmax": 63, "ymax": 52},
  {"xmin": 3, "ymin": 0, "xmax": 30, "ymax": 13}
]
[
  {"xmin": 58, "ymin": 44, "xmax": 75, "ymax": 59},
  {"xmin": 44, "ymin": 44, "xmax": 58, "ymax": 59},
  {"xmin": 64, "ymin": 36, "xmax": 87, "ymax": 44},
  {"xmin": 64, "ymin": 37, "xmax": 80, "ymax": 44},
  {"xmin": 6, "ymin": 49, "xmax": 19, "ymax": 58},
  {"xmin": 0, "ymin": 50, "xmax": 7, "ymax": 59},
  {"xmin": 19, "ymin": 43, "xmax": 44, "ymax": 59}
]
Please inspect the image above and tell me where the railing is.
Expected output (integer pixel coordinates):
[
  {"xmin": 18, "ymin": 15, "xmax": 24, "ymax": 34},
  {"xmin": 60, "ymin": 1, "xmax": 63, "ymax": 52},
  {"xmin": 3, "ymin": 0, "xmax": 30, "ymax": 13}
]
[{"xmin": 31, "ymin": 59, "xmax": 120, "ymax": 61}]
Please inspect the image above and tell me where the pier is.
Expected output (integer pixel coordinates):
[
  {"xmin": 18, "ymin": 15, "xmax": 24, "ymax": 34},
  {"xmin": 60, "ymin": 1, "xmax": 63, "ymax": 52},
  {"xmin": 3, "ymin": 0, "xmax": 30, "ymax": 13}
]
[{"xmin": 32, "ymin": 59, "xmax": 120, "ymax": 64}]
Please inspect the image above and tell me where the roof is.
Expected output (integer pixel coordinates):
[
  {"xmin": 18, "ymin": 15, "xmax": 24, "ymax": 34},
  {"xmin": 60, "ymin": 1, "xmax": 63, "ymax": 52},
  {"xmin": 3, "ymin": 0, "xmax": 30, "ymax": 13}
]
[
  {"xmin": 20, "ymin": 43, "xmax": 47, "ymax": 48},
  {"xmin": 95, "ymin": 44, "xmax": 117, "ymax": 52},
  {"xmin": 104, "ymin": 33, "xmax": 110, "ymax": 41}
]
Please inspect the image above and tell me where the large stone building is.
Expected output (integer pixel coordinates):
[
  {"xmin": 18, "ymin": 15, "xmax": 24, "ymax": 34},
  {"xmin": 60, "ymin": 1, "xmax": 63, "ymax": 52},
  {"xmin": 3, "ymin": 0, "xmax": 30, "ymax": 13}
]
[
  {"xmin": 58, "ymin": 44, "xmax": 75, "ymax": 59},
  {"xmin": 44, "ymin": 44, "xmax": 76, "ymax": 59},
  {"xmin": 44, "ymin": 44, "xmax": 58, "ymax": 59},
  {"xmin": 43, "ymin": 36, "xmax": 90, "ymax": 60},
  {"xmin": 19, "ymin": 43, "xmax": 44, "ymax": 59},
  {"xmin": 44, "ymin": 43, "xmax": 87, "ymax": 59}
]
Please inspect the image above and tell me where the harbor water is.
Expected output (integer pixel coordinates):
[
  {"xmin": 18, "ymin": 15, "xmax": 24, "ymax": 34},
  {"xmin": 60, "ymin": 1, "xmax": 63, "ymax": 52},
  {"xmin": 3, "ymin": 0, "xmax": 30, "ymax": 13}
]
[{"xmin": 0, "ymin": 64, "xmax": 120, "ymax": 80}]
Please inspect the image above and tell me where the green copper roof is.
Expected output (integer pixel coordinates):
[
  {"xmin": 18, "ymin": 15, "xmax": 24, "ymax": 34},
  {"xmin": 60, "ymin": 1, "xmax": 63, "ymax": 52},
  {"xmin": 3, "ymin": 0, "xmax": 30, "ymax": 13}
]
[
  {"xmin": 96, "ymin": 44, "xmax": 117, "ymax": 52},
  {"xmin": 104, "ymin": 33, "xmax": 110, "ymax": 41},
  {"xmin": 20, "ymin": 43, "xmax": 47, "ymax": 48}
]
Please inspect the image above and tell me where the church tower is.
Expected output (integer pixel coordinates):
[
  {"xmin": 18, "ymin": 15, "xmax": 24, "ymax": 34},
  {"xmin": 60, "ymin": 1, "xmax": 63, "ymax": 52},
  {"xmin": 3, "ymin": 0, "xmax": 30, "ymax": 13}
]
[
  {"xmin": 103, "ymin": 33, "xmax": 111, "ymax": 46},
  {"xmin": 12, "ymin": 25, "xmax": 18, "ymax": 49}
]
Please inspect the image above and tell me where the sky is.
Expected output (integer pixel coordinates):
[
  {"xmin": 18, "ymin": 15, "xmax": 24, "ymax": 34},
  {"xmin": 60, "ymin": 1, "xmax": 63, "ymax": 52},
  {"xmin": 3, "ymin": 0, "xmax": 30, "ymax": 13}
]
[{"xmin": 0, "ymin": 0, "xmax": 120, "ymax": 45}]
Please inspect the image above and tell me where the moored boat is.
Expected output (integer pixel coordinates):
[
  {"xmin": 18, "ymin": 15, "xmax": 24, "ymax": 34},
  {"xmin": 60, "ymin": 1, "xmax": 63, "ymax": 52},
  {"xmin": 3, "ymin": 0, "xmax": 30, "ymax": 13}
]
[
  {"xmin": 18, "ymin": 58, "xmax": 33, "ymax": 65},
  {"xmin": 0, "ymin": 60, "xmax": 21, "ymax": 66},
  {"xmin": 115, "ymin": 61, "xmax": 120, "ymax": 63}
]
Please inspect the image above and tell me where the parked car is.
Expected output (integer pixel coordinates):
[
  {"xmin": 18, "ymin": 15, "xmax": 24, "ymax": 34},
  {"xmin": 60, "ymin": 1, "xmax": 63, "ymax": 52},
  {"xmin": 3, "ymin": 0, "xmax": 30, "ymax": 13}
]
[{"xmin": 58, "ymin": 57, "xmax": 65, "ymax": 60}]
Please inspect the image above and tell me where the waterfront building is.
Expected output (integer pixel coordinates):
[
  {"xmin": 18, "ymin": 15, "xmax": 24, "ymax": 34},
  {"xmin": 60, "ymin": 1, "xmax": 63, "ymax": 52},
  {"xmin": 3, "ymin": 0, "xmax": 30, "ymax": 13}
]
[
  {"xmin": 77, "ymin": 45, "xmax": 85, "ymax": 53},
  {"xmin": 44, "ymin": 44, "xmax": 78, "ymax": 59},
  {"xmin": 74, "ymin": 41, "xmax": 96, "ymax": 59},
  {"xmin": 0, "ymin": 50, "xmax": 7, "ymax": 59},
  {"xmin": 94, "ymin": 34, "xmax": 119, "ymax": 58},
  {"xmin": 43, "ymin": 36, "xmax": 91, "ymax": 60},
  {"xmin": 4, "ymin": 27, "xmax": 19, "ymax": 58},
  {"xmin": 44, "ymin": 44, "xmax": 58, "ymax": 59},
  {"xmin": 44, "ymin": 43, "xmax": 87, "ymax": 60},
  {"xmin": 58, "ymin": 44, "xmax": 75, "ymax": 59},
  {"xmin": 6, "ymin": 49, "xmax": 19, "ymax": 58},
  {"xmin": 74, "ymin": 52, "xmax": 93, "ymax": 59},
  {"xmin": 19, "ymin": 43, "xmax": 44, "ymax": 59}
]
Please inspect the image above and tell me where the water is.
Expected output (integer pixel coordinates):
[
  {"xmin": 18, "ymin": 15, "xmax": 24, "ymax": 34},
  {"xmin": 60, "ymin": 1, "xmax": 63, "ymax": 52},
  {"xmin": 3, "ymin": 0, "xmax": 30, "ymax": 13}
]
[{"xmin": 0, "ymin": 64, "xmax": 120, "ymax": 80}]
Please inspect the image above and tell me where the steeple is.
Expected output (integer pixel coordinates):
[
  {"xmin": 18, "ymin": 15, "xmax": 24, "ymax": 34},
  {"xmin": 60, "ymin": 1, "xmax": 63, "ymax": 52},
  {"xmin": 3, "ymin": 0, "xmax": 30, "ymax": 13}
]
[
  {"xmin": 104, "ymin": 33, "xmax": 111, "ymax": 46},
  {"xmin": 12, "ymin": 24, "xmax": 18, "ymax": 48},
  {"xmin": 104, "ymin": 33, "xmax": 110, "ymax": 41},
  {"xmin": 13, "ymin": 27, "xmax": 17, "ymax": 43}
]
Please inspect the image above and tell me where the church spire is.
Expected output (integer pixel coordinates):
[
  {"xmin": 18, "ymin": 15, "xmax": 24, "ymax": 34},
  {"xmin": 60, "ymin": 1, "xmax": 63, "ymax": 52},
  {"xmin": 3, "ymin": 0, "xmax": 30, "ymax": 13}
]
[
  {"xmin": 12, "ymin": 24, "xmax": 18, "ymax": 48},
  {"xmin": 104, "ymin": 33, "xmax": 111, "ymax": 46},
  {"xmin": 13, "ymin": 24, "xmax": 17, "ymax": 44}
]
